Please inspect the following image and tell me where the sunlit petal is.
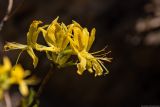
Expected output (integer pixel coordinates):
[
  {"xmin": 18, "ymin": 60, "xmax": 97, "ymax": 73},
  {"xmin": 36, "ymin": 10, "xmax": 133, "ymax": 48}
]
[
  {"xmin": 19, "ymin": 81, "xmax": 29, "ymax": 96},
  {"xmin": 27, "ymin": 47, "xmax": 38, "ymax": 68},
  {"xmin": 4, "ymin": 42, "xmax": 27, "ymax": 51},
  {"xmin": 87, "ymin": 28, "xmax": 96, "ymax": 51},
  {"xmin": 77, "ymin": 53, "xmax": 86, "ymax": 75}
]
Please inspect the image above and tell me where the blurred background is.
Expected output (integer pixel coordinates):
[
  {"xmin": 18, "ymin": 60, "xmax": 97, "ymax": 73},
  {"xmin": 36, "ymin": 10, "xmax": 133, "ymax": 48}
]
[{"xmin": 0, "ymin": 0, "xmax": 160, "ymax": 107}]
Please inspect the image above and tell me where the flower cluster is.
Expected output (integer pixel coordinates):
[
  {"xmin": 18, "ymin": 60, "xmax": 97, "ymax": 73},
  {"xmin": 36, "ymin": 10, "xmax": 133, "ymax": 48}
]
[
  {"xmin": 4, "ymin": 17, "xmax": 112, "ymax": 76},
  {"xmin": 0, "ymin": 57, "xmax": 36, "ymax": 99}
]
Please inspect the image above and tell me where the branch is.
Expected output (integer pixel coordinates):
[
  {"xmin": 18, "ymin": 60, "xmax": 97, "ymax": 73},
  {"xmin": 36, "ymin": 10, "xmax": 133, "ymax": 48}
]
[
  {"xmin": 0, "ymin": 0, "xmax": 13, "ymax": 31},
  {"xmin": 36, "ymin": 65, "xmax": 54, "ymax": 97},
  {"xmin": 28, "ymin": 65, "xmax": 55, "ymax": 107},
  {"xmin": 4, "ymin": 91, "xmax": 12, "ymax": 107}
]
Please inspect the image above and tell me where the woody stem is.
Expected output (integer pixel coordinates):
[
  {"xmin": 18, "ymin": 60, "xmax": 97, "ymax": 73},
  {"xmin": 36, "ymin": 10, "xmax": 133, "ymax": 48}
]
[
  {"xmin": 36, "ymin": 64, "xmax": 55, "ymax": 98},
  {"xmin": 4, "ymin": 91, "xmax": 12, "ymax": 107}
]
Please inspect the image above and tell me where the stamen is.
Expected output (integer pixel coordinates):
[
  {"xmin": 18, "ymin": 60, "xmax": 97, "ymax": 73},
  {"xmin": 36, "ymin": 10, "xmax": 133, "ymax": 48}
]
[
  {"xmin": 93, "ymin": 51, "xmax": 111, "ymax": 57},
  {"xmin": 90, "ymin": 46, "xmax": 108, "ymax": 54},
  {"xmin": 97, "ymin": 60, "xmax": 109, "ymax": 74},
  {"xmin": 96, "ymin": 57, "xmax": 112, "ymax": 62}
]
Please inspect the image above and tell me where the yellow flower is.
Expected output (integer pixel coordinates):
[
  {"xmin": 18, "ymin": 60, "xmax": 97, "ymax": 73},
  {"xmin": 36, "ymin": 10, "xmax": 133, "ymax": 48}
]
[
  {"xmin": 4, "ymin": 19, "xmax": 68, "ymax": 68},
  {"xmin": 4, "ymin": 21, "xmax": 42, "ymax": 68},
  {"xmin": 4, "ymin": 17, "xmax": 112, "ymax": 76},
  {"xmin": 4, "ymin": 21, "xmax": 46, "ymax": 68},
  {"xmin": 9, "ymin": 64, "xmax": 34, "ymax": 96},
  {"xmin": 0, "ymin": 57, "xmax": 12, "ymax": 99},
  {"xmin": 0, "ymin": 57, "xmax": 37, "ymax": 97},
  {"xmin": 27, "ymin": 21, "xmax": 57, "ymax": 52},
  {"xmin": 39, "ymin": 17, "xmax": 72, "ymax": 66},
  {"xmin": 5, "ymin": 21, "xmax": 57, "ymax": 68},
  {"xmin": 0, "ymin": 57, "xmax": 12, "ymax": 75},
  {"xmin": 68, "ymin": 21, "xmax": 112, "ymax": 76}
]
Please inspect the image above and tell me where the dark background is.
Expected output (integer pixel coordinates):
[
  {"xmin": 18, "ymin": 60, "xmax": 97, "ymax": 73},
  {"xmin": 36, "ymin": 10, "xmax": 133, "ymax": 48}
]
[{"xmin": 0, "ymin": 0, "xmax": 160, "ymax": 107}]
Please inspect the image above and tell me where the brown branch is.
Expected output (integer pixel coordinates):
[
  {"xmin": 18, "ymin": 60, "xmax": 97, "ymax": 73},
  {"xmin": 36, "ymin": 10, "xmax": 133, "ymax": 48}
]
[
  {"xmin": 0, "ymin": 0, "xmax": 13, "ymax": 31},
  {"xmin": 28, "ymin": 65, "xmax": 55, "ymax": 107},
  {"xmin": 4, "ymin": 91, "xmax": 12, "ymax": 107},
  {"xmin": 36, "ymin": 65, "xmax": 54, "ymax": 98},
  {"xmin": 3, "ymin": 0, "xmax": 13, "ymax": 21}
]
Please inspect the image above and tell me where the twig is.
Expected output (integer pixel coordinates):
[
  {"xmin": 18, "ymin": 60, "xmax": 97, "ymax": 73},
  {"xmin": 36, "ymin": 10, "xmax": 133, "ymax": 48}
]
[
  {"xmin": 4, "ymin": 0, "xmax": 13, "ymax": 21},
  {"xmin": 28, "ymin": 65, "xmax": 56, "ymax": 107},
  {"xmin": 0, "ymin": 0, "xmax": 13, "ymax": 31},
  {"xmin": 36, "ymin": 65, "xmax": 54, "ymax": 98},
  {"xmin": 8, "ymin": 0, "xmax": 25, "ymax": 20},
  {"xmin": 4, "ymin": 91, "xmax": 12, "ymax": 107}
]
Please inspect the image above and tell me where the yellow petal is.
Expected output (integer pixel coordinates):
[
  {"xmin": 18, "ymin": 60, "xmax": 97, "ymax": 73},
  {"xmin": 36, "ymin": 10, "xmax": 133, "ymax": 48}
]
[
  {"xmin": 24, "ymin": 76, "xmax": 39, "ymax": 85},
  {"xmin": 86, "ymin": 61, "xmax": 93, "ymax": 73},
  {"xmin": 87, "ymin": 28, "xmax": 96, "ymax": 51},
  {"xmin": 67, "ymin": 23, "xmax": 74, "ymax": 33},
  {"xmin": 76, "ymin": 28, "xmax": 89, "ymax": 51},
  {"xmin": 61, "ymin": 23, "xmax": 68, "ymax": 32},
  {"xmin": 27, "ymin": 47, "xmax": 38, "ymax": 68},
  {"xmin": 45, "ymin": 17, "xmax": 59, "ymax": 46},
  {"xmin": 35, "ymin": 44, "xmax": 59, "ymax": 52},
  {"xmin": 51, "ymin": 16, "xmax": 59, "ymax": 24},
  {"xmin": 11, "ymin": 64, "xmax": 25, "ymax": 80},
  {"xmin": 73, "ymin": 27, "xmax": 81, "ymax": 49},
  {"xmin": 72, "ymin": 20, "xmax": 83, "ymax": 29},
  {"xmin": 24, "ymin": 70, "xmax": 31, "ymax": 78},
  {"xmin": 88, "ymin": 68, "xmax": 93, "ymax": 73},
  {"xmin": 4, "ymin": 42, "xmax": 27, "ymax": 51},
  {"xmin": 77, "ymin": 53, "xmax": 86, "ymax": 75},
  {"xmin": 67, "ymin": 36, "xmax": 79, "ymax": 54},
  {"xmin": 37, "ymin": 24, "xmax": 49, "ymax": 39},
  {"xmin": 46, "ymin": 26, "xmax": 56, "ymax": 46},
  {"xmin": 61, "ymin": 35, "xmax": 70, "ymax": 50},
  {"xmin": 81, "ymin": 28, "xmax": 89, "ymax": 50},
  {"xmin": 3, "ymin": 57, "xmax": 12, "ymax": 72},
  {"xmin": 60, "ymin": 24, "xmax": 73, "ymax": 50},
  {"xmin": 0, "ymin": 57, "xmax": 12, "ymax": 74},
  {"xmin": 55, "ymin": 26, "xmax": 65, "ymax": 48},
  {"xmin": 19, "ymin": 81, "xmax": 29, "ymax": 96},
  {"xmin": 27, "ymin": 20, "xmax": 42, "ymax": 46}
]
